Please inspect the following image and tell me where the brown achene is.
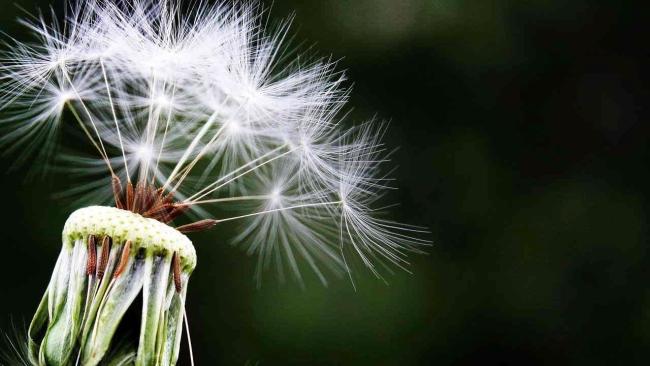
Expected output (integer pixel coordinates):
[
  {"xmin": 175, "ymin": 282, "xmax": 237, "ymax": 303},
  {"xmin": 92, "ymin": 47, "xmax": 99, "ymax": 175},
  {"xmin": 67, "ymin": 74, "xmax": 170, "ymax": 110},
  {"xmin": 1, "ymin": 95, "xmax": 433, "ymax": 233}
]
[
  {"xmin": 111, "ymin": 174, "xmax": 217, "ymax": 232},
  {"xmin": 104, "ymin": 174, "xmax": 213, "ymax": 293}
]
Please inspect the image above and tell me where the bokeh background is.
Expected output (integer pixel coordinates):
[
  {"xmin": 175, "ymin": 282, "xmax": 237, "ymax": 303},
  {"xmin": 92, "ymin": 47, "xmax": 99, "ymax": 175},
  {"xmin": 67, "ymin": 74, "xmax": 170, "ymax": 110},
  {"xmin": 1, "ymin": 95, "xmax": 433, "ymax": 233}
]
[{"xmin": 0, "ymin": 0, "xmax": 648, "ymax": 364}]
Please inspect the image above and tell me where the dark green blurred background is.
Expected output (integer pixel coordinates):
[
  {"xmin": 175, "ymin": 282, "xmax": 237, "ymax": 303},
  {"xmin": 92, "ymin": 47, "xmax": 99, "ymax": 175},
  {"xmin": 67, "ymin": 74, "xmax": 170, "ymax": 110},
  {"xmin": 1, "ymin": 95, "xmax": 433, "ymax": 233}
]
[{"xmin": 1, "ymin": 0, "xmax": 648, "ymax": 364}]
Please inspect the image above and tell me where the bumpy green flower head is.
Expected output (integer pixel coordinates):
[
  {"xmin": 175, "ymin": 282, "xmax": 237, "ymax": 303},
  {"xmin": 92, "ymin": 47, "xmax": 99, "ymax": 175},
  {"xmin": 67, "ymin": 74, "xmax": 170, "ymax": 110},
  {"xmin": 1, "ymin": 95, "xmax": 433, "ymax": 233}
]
[
  {"xmin": 28, "ymin": 207, "xmax": 195, "ymax": 366},
  {"xmin": 64, "ymin": 206, "xmax": 197, "ymax": 271}
]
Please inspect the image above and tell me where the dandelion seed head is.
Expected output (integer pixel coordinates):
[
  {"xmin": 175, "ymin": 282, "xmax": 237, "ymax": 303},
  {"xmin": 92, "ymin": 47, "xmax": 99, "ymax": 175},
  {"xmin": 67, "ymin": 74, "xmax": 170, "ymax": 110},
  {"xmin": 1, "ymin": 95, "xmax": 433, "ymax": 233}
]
[{"xmin": 0, "ymin": 0, "xmax": 430, "ymax": 285}]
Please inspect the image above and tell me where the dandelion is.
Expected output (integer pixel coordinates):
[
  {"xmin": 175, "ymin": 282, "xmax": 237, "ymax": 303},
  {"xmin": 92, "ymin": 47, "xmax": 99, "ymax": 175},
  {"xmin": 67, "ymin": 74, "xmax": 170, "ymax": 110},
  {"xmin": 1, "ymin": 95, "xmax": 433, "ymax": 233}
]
[{"xmin": 0, "ymin": 0, "xmax": 429, "ymax": 365}]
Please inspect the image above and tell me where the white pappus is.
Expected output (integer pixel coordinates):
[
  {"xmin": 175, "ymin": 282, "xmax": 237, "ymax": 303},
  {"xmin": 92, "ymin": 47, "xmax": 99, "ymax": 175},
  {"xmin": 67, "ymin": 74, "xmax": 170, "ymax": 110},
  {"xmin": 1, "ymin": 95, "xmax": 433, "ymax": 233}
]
[{"xmin": 0, "ymin": 0, "xmax": 430, "ymax": 287}]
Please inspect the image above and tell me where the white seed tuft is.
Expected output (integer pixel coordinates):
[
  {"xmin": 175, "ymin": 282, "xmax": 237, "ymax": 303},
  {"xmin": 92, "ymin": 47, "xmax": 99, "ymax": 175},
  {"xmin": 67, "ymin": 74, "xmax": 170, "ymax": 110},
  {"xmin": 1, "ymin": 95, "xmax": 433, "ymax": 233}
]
[{"xmin": 0, "ymin": 0, "xmax": 429, "ymax": 284}]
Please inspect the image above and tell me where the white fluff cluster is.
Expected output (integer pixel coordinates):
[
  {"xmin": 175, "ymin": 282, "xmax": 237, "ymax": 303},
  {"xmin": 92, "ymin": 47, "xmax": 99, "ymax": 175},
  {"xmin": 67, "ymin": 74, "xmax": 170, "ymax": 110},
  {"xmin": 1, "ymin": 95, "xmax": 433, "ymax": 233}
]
[{"xmin": 0, "ymin": 0, "xmax": 428, "ymax": 285}]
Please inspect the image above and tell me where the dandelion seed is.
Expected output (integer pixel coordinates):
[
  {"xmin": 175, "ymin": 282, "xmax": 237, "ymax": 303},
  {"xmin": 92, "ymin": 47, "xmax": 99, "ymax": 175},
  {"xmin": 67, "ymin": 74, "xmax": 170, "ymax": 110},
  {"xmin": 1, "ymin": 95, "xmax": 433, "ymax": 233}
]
[{"xmin": 0, "ymin": 0, "xmax": 430, "ymax": 364}]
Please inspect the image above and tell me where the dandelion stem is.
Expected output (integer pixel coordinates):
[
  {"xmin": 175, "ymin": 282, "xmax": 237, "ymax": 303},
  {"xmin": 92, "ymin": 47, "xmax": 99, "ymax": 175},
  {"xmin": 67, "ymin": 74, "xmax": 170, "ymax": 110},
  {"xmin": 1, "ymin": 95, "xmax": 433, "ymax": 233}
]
[
  {"xmin": 189, "ymin": 147, "xmax": 295, "ymax": 202},
  {"xmin": 169, "ymin": 123, "xmax": 226, "ymax": 194},
  {"xmin": 186, "ymin": 144, "xmax": 288, "ymax": 201},
  {"xmin": 100, "ymin": 59, "xmax": 130, "ymax": 180},
  {"xmin": 153, "ymin": 85, "xmax": 176, "ymax": 184},
  {"xmin": 215, "ymin": 200, "xmax": 342, "ymax": 223},
  {"xmin": 61, "ymin": 67, "xmax": 113, "ymax": 175},
  {"xmin": 141, "ymin": 71, "xmax": 159, "ymax": 184},
  {"xmin": 163, "ymin": 110, "xmax": 220, "ymax": 191},
  {"xmin": 66, "ymin": 102, "xmax": 114, "ymax": 175},
  {"xmin": 185, "ymin": 195, "xmax": 271, "ymax": 205}
]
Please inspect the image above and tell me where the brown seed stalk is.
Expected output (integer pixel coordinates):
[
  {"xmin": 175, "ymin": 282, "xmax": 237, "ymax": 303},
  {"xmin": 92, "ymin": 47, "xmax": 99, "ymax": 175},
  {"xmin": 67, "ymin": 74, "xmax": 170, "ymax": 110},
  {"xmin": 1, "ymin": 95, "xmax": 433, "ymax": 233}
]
[
  {"xmin": 176, "ymin": 219, "xmax": 218, "ymax": 233},
  {"xmin": 126, "ymin": 181, "xmax": 134, "ymax": 211},
  {"xmin": 142, "ymin": 202, "xmax": 175, "ymax": 218},
  {"xmin": 113, "ymin": 240, "xmax": 132, "ymax": 279},
  {"xmin": 132, "ymin": 182, "xmax": 145, "ymax": 213},
  {"xmin": 111, "ymin": 177, "xmax": 199, "ymax": 226},
  {"xmin": 111, "ymin": 175, "xmax": 124, "ymax": 209},
  {"xmin": 172, "ymin": 252, "xmax": 182, "ymax": 293},
  {"xmin": 97, "ymin": 236, "xmax": 111, "ymax": 280},
  {"xmin": 86, "ymin": 235, "xmax": 97, "ymax": 276},
  {"xmin": 155, "ymin": 203, "xmax": 190, "ymax": 223}
]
